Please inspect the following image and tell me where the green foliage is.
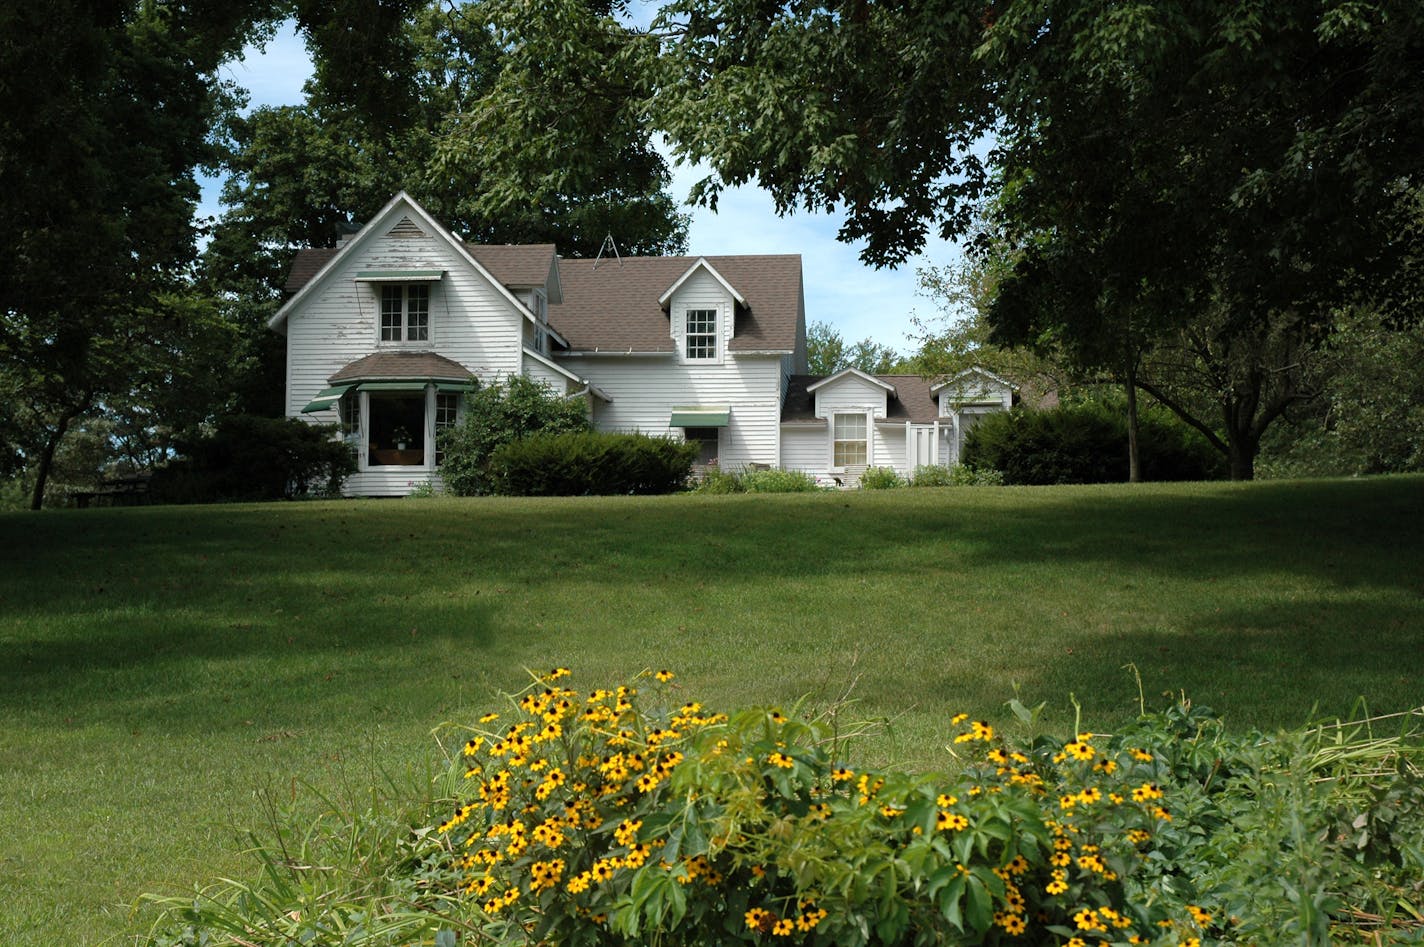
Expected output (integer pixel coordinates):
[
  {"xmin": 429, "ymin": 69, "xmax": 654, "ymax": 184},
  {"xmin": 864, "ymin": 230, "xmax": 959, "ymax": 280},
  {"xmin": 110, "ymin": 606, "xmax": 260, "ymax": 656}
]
[
  {"xmin": 692, "ymin": 467, "xmax": 823, "ymax": 493},
  {"xmin": 858, "ymin": 466, "xmax": 904, "ymax": 490},
  {"xmin": 911, "ymin": 464, "xmax": 1004, "ymax": 488},
  {"xmin": 964, "ymin": 401, "xmax": 1225, "ymax": 485},
  {"xmin": 692, "ymin": 466, "xmax": 745, "ymax": 494},
  {"xmin": 147, "ymin": 415, "xmax": 356, "ymax": 503},
  {"xmin": 439, "ymin": 377, "xmax": 590, "ymax": 496},
  {"xmin": 805, "ymin": 321, "xmax": 904, "ymax": 376},
  {"xmin": 1259, "ymin": 309, "xmax": 1424, "ymax": 478},
  {"xmin": 487, "ymin": 431, "xmax": 696, "ymax": 496},
  {"xmin": 142, "ymin": 671, "xmax": 1424, "ymax": 947},
  {"xmin": 739, "ymin": 468, "xmax": 821, "ymax": 493}
]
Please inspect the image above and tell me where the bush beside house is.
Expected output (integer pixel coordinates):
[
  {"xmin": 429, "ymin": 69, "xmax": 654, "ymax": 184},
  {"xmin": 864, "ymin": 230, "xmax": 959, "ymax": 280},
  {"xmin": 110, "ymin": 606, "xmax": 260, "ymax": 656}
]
[
  {"xmin": 439, "ymin": 376, "xmax": 591, "ymax": 496},
  {"xmin": 487, "ymin": 431, "xmax": 698, "ymax": 496},
  {"xmin": 147, "ymin": 415, "xmax": 356, "ymax": 502},
  {"xmin": 963, "ymin": 401, "xmax": 1225, "ymax": 484}
]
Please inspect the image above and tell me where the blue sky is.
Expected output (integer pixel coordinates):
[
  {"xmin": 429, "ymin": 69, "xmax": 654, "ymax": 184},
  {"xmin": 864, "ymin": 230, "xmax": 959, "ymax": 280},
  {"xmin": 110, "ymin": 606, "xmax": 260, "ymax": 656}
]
[{"xmin": 206, "ymin": 21, "xmax": 963, "ymax": 352}]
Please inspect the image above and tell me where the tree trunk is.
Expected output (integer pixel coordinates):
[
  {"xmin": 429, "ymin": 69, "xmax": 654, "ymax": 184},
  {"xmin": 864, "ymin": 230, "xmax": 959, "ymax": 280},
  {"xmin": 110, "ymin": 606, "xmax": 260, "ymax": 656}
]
[
  {"xmin": 29, "ymin": 409, "xmax": 77, "ymax": 510},
  {"xmin": 1226, "ymin": 430, "xmax": 1258, "ymax": 481},
  {"xmin": 1125, "ymin": 363, "xmax": 1141, "ymax": 483}
]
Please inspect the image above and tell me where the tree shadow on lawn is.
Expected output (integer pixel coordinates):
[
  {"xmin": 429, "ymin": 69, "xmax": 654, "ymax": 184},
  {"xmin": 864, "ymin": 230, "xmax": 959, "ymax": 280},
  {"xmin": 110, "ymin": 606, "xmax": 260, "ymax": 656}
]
[{"xmin": 1, "ymin": 478, "xmax": 1419, "ymax": 726}]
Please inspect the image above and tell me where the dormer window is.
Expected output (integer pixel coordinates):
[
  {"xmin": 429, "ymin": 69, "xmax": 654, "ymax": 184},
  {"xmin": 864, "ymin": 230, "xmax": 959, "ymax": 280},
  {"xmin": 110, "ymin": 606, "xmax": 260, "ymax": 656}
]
[
  {"xmin": 381, "ymin": 284, "xmax": 429, "ymax": 342},
  {"xmin": 685, "ymin": 308, "xmax": 717, "ymax": 360}
]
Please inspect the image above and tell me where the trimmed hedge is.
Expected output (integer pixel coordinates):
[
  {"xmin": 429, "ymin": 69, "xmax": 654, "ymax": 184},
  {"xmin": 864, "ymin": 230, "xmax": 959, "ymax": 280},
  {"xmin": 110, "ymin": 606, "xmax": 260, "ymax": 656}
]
[
  {"xmin": 962, "ymin": 401, "xmax": 1225, "ymax": 484},
  {"xmin": 486, "ymin": 431, "xmax": 697, "ymax": 495}
]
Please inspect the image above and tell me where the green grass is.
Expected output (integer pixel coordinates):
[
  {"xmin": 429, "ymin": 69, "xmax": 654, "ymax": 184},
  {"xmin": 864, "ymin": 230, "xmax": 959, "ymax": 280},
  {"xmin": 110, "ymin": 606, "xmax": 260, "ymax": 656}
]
[{"xmin": 2, "ymin": 477, "xmax": 1422, "ymax": 944}]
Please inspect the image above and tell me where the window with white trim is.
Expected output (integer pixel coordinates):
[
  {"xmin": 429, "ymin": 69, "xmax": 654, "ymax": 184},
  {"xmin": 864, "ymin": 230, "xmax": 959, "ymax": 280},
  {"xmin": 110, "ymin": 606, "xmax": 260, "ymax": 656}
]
[
  {"xmin": 833, "ymin": 412, "xmax": 868, "ymax": 467},
  {"xmin": 685, "ymin": 308, "xmax": 717, "ymax": 360},
  {"xmin": 380, "ymin": 284, "xmax": 430, "ymax": 342},
  {"xmin": 434, "ymin": 392, "xmax": 459, "ymax": 464}
]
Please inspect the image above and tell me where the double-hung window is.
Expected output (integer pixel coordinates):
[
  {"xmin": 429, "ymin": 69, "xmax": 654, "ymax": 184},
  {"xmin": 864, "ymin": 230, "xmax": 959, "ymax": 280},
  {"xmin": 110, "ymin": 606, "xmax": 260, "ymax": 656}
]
[
  {"xmin": 685, "ymin": 308, "xmax": 717, "ymax": 360},
  {"xmin": 380, "ymin": 284, "xmax": 430, "ymax": 342},
  {"xmin": 833, "ymin": 413, "xmax": 868, "ymax": 467}
]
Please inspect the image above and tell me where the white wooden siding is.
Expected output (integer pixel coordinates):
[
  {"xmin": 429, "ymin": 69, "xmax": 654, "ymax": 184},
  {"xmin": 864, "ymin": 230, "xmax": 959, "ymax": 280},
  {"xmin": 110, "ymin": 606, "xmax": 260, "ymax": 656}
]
[
  {"xmin": 285, "ymin": 210, "xmax": 524, "ymax": 420},
  {"xmin": 345, "ymin": 468, "xmax": 444, "ymax": 498},
  {"xmin": 569, "ymin": 354, "xmax": 782, "ymax": 469},
  {"xmin": 780, "ymin": 426, "xmax": 826, "ymax": 472},
  {"xmin": 522, "ymin": 353, "xmax": 572, "ymax": 393},
  {"xmin": 812, "ymin": 375, "xmax": 890, "ymax": 419}
]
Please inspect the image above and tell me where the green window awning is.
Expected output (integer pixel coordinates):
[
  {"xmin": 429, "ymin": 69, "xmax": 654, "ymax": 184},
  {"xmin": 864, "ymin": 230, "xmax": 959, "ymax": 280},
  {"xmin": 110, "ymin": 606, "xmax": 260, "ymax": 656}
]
[
  {"xmin": 358, "ymin": 381, "xmax": 429, "ymax": 392},
  {"xmin": 300, "ymin": 385, "xmax": 352, "ymax": 413},
  {"xmin": 670, "ymin": 406, "xmax": 730, "ymax": 428},
  {"xmin": 436, "ymin": 381, "xmax": 475, "ymax": 393},
  {"xmin": 353, "ymin": 269, "xmax": 444, "ymax": 281}
]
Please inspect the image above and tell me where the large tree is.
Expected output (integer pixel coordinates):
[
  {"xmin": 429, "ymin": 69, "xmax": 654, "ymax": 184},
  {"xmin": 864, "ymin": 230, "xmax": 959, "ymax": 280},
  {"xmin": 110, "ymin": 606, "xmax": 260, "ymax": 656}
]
[
  {"xmin": 0, "ymin": 0, "xmax": 272, "ymax": 508},
  {"xmin": 642, "ymin": 0, "xmax": 1424, "ymax": 478}
]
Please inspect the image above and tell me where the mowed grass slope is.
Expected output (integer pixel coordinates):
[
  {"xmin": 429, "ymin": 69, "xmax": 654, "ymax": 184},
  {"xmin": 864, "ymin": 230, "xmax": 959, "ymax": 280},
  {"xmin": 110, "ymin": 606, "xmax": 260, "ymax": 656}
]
[{"xmin": 2, "ymin": 477, "xmax": 1422, "ymax": 944}]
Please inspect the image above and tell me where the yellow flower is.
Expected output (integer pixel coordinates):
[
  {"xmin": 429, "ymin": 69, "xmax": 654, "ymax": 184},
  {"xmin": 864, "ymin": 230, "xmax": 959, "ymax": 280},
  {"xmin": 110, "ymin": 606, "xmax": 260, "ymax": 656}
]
[
  {"xmin": 772, "ymin": 919, "xmax": 793, "ymax": 936},
  {"xmin": 1131, "ymin": 782, "xmax": 1163, "ymax": 803},
  {"xmin": 1131, "ymin": 748, "xmax": 1155, "ymax": 762},
  {"xmin": 1187, "ymin": 904, "xmax": 1214, "ymax": 926},
  {"xmin": 745, "ymin": 907, "xmax": 773, "ymax": 930},
  {"xmin": 1064, "ymin": 741, "xmax": 1095, "ymax": 761},
  {"xmin": 655, "ymin": 669, "xmax": 675, "ymax": 682},
  {"xmin": 1000, "ymin": 913, "xmax": 1027, "ymax": 935},
  {"xmin": 936, "ymin": 793, "xmax": 958, "ymax": 807},
  {"xmin": 479, "ymin": 712, "xmax": 499, "ymax": 723},
  {"xmin": 936, "ymin": 811, "xmax": 969, "ymax": 831},
  {"xmin": 767, "ymin": 751, "xmax": 795, "ymax": 769},
  {"xmin": 832, "ymin": 766, "xmax": 855, "ymax": 783}
]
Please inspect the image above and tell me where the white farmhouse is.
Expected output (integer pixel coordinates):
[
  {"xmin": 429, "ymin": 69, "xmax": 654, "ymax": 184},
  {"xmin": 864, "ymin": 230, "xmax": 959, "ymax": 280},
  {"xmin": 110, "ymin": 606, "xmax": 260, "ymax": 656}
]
[{"xmin": 271, "ymin": 192, "xmax": 1013, "ymax": 495}]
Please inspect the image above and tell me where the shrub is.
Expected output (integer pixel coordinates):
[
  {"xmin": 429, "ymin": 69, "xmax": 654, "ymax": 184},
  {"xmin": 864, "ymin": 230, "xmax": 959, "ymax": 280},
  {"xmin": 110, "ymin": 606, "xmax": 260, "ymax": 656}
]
[
  {"xmin": 147, "ymin": 415, "xmax": 355, "ymax": 503},
  {"xmin": 912, "ymin": 464, "xmax": 1004, "ymax": 487},
  {"xmin": 739, "ymin": 467, "xmax": 820, "ymax": 492},
  {"xmin": 143, "ymin": 671, "xmax": 1424, "ymax": 947},
  {"xmin": 693, "ymin": 465, "xmax": 744, "ymax": 494},
  {"xmin": 486, "ymin": 431, "xmax": 697, "ymax": 496},
  {"xmin": 963, "ymin": 400, "xmax": 1224, "ymax": 485},
  {"xmin": 858, "ymin": 466, "xmax": 904, "ymax": 489},
  {"xmin": 439, "ymin": 376, "xmax": 590, "ymax": 496}
]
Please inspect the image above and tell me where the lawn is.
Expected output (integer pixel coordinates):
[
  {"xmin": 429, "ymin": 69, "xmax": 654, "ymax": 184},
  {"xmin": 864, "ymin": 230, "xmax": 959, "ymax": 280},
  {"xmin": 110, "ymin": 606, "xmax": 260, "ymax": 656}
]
[{"xmin": 2, "ymin": 477, "xmax": 1422, "ymax": 945}]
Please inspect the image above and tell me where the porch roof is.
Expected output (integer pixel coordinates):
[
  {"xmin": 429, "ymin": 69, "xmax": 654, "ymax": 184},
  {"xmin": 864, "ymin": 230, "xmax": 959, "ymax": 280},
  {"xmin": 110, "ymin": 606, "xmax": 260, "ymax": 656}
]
[{"xmin": 329, "ymin": 352, "xmax": 474, "ymax": 385}]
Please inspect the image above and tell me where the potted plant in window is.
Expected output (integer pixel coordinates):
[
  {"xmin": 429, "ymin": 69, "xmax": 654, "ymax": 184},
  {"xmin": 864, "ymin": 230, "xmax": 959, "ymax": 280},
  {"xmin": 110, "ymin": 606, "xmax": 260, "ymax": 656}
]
[{"xmin": 391, "ymin": 425, "xmax": 412, "ymax": 451}]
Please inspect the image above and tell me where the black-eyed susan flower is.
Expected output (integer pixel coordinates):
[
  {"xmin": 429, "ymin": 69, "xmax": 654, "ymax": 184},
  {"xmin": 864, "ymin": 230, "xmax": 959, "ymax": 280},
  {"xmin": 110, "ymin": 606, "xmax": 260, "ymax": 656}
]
[{"xmin": 655, "ymin": 670, "xmax": 675, "ymax": 682}]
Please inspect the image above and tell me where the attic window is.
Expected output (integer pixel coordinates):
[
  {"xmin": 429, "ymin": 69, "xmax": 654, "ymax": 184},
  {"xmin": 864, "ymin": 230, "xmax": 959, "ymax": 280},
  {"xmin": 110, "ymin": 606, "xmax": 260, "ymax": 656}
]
[
  {"xmin": 387, "ymin": 216, "xmax": 426, "ymax": 239},
  {"xmin": 685, "ymin": 308, "xmax": 717, "ymax": 360}
]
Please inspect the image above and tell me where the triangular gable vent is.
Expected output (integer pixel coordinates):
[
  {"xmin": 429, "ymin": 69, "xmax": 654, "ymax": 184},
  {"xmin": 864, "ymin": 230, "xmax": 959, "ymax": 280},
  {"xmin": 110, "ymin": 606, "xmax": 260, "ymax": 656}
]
[{"xmin": 387, "ymin": 216, "xmax": 426, "ymax": 239}]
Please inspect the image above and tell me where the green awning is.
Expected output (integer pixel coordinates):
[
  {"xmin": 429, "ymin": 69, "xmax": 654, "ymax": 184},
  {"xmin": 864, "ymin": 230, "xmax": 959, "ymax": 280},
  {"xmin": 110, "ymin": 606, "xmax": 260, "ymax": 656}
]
[
  {"xmin": 436, "ymin": 381, "xmax": 476, "ymax": 393},
  {"xmin": 353, "ymin": 269, "xmax": 444, "ymax": 281},
  {"xmin": 670, "ymin": 406, "xmax": 730, "ymax": 427},
  {"xmin": 300, "ymin": 385, "xmax": 351, "ymax": 413},
  {"xmin": 358, "ymin": 381, "xmax": 429, "ymax": 392}
]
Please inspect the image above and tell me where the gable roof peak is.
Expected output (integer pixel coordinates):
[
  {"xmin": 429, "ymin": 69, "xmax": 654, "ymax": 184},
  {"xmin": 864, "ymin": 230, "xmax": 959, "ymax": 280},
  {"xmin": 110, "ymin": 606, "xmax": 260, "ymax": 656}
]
[
  {"xmin": 657, "ymin": 256, "xmax": 748, "ymax": 308},
  {"xmin": 805, "ymin": 366, "xmax": 897, "ymax": 394}
]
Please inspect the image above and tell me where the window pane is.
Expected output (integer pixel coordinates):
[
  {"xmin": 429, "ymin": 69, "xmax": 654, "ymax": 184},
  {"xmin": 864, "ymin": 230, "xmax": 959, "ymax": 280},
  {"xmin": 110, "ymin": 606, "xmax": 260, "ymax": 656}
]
[
  {"xmin": 685, "ymin": 308, "xmax": 716, "ymax": 359},
  {"xmin": 834, "ymin": 413, "xmax": 866, "ymax": 439},
  {"xmin": 834, "ymin": 440, "xmax": 868, "ymax": 466},
  {"xmin": 380, "ymin": 286, "xmax": 402, "ymax": 341},
  {"xmin": 407, "ymin": 285, "xmax": 429, "ymax": 341},
  {"xmin": 367, "ymin": 392, "xmax": 426, "ymax": 466}
]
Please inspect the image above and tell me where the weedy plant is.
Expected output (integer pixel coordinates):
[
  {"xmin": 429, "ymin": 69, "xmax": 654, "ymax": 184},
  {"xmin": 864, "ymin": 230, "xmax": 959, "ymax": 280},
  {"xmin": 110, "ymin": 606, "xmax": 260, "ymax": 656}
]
[{"xmin": 143, "ymin": 672, "xmax": 1424, "ymax": 947}]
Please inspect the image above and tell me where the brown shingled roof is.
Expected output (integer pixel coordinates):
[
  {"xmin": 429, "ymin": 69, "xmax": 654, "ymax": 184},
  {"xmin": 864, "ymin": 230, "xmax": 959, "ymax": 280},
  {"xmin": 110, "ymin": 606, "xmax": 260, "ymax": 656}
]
[
  {"xmin": 282, "ymin": 243, "xmax": 556, "ymax": 296},
  {"xmin": 464, "ymin": 244, "xmax": 556, "ymax": 288},
  {"xmin": 329, "ymin": 352, "xmax": 474, "ymax": 384},
  {"xmin": 549, "ymin": 256, "xmax": 802, "ymax": 353},
  {"xmin": 284, "ymin": 248, "xmax": 339, "ymax": 294},
  {"xmin": 781, "ymin": 374, "xmax": 942, "ymax": 424}
]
